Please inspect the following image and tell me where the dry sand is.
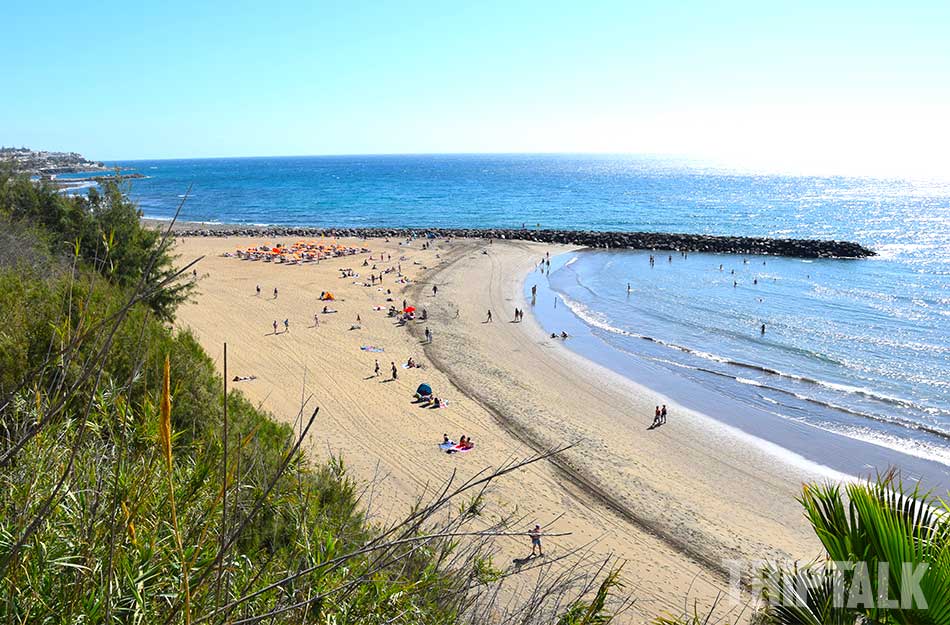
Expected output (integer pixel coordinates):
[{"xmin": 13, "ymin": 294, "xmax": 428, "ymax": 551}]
[{"xmin": 173, "ymin": 234, "xmax": 825, "ymax": 622}]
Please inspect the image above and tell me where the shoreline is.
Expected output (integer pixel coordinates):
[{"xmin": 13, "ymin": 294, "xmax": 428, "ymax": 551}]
[
  {"xmin": 150, "ymin": 219, "xmax": 874, "ymax": 258},
  {"xmin": 405, "ymin": 246, "xmax": 822, "ymax": 574},
  {"xmin": 170, "ymin": 232, "xmax": 828, "ymax": 620},
  {"xmin": 530, "ymin": 251, "xmax": 950, "ymax": 491}
]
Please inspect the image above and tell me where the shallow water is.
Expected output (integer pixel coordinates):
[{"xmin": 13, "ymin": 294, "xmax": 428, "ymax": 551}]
[{"xmin": 530, "ymin": 249, "xmax": 950, "ymax": 485}]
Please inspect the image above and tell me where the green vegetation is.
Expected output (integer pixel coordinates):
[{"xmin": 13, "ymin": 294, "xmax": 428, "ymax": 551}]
[
  {"xmin": 657, "ymin": 472, "xmax": 950, "ymax": 625},
  {"xmin": 0, "ymin": 171, "xmax": 190, "ymax": 320},
  {"xmin": 0, "ymin": 174, "xmax": 627, "ymax": 624}
]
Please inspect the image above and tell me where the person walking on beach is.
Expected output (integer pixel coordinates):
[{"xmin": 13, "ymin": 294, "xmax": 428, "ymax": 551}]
[
  {"xmin": 652, "ymin": 406, "xmax": 661, "ymax": 428},
  {"xmin": 314, "ymin": 313, "xmax": 319, "ymax": 327},
  {"xmin": 374, "ymin": 359, "xmax": 380, "ymax": 377},
  {"xmin": 283, "ymin": 318, "xmax": 289, "ymax": 333},
  {"xmin": 391, "ymin": 362, "xmax": 398, "ymax": 380},
  {"xmin": 273, "ymin": 320, "xmax": 278, "ymax": 334},
  {"xmin": 425, "ymin": 327, "xmax": 432, "ymax": 343},
  {"xmin": 256, "ymin": 284, "xmax": 261, "ymax": 296},
  {"xmin": 486, "ymin": 310, "xmax": 492, "ymax": 323},
  {"xmin": 529, "ymin": 524, "xmax": 543, "ymax": 557},
  {"xmin": 432, "ymin": 284, "xmax": 438, "ymax": 297},
  {"xmin": 273, "ymin": 287, "xmax": 278, "ymax": 299},
  {"xmin": 661, "ymin": 404, "xmax": 668, "ymax": 425}
]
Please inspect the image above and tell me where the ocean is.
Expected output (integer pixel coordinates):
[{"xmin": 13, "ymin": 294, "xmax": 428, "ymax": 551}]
[{"xmin": 101, "ymin": 154, "xmax": 950, "ymax": 485}]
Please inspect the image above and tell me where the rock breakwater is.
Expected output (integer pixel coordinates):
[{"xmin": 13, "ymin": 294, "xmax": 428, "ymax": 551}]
[{"xmin": 168, "ymin": 225, "xmax": 874, "ymax": 258}]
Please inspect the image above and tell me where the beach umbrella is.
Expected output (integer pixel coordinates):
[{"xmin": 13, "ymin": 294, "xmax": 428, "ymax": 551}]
[
  {"xmin": 416, "ymin": 383, "xmax": 432, "ymax": 396},
  {"xmin": 404, "ymin": 306, "xmax": 416, "ymax": 313}
]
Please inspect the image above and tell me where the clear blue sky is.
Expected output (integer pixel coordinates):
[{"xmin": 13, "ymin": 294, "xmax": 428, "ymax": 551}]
[{"xmin": 4, "ymin": 1, "xmax": 949, "ymax": 176}]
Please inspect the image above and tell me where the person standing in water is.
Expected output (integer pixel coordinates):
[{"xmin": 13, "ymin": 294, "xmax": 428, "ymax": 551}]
[{"xmin": 761, "ymin": 323, "xmax": 766, "ymax": 334}]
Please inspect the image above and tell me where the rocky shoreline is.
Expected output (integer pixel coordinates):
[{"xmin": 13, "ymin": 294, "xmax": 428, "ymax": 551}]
[{"xmin": 163, "ymin": 224, "xmax": 875, "ymax": 258}]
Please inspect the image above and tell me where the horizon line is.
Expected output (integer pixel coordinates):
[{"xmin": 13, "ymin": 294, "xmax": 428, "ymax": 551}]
[
  {"xmin": 96, "ymin": 151, "xmax": 946, "ymax": 183},
  {"xmin": 104, "ymin": 150, "xmax": 687, "ymax": 162}
]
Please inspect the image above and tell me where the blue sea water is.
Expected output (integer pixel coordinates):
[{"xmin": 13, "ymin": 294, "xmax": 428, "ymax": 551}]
[{"xmin": 106, "ymin": 154, "xmax": 950, "ymax": 482}]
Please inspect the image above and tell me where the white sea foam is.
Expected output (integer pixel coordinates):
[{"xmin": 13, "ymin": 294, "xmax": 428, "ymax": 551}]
[{"xmin": 736, "ymin": 377, "xmax": 764, "ymax": 386}]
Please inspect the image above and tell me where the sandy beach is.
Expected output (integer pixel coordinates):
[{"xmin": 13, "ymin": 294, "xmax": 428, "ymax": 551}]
[{"xmin": 173, "ymin": 233, "xmax": 825, "ymax": 622}]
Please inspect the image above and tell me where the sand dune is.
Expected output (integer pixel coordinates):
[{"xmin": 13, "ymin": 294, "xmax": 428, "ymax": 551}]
[{"xmin": 174, "ymin": 234, "xmax": 822, "ymax": 622}]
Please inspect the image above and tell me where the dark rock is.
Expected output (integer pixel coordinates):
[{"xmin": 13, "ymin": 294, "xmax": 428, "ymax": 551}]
[{"xmin": 167, "ymin": 225, "xmax": 875, "ymax": 258}]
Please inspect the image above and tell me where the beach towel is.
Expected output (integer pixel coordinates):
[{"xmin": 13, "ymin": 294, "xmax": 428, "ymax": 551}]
[
  {"xmin": 360, "ymin": 346, "xmax": 384, "ymax": 353},
  {"xmin": 446, "ymin": 444, "xmax": 473, "ymax": 454},
  {"xmin": 439, "ymin": 441, "xmax": 456, "ymax": 451}
]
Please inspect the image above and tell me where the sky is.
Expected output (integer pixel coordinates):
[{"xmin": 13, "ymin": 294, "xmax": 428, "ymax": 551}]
[{"xmin": 3, "ymin": 0, "xmax": 950, "ymax": 177}]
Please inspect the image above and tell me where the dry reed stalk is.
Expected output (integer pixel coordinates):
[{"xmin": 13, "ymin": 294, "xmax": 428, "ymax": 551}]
[{"xmin": 161, "ymin": 355, "xmax": 191, "ymax": 625}]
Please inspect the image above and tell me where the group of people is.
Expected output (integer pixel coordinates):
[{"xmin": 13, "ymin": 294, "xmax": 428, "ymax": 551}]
[
  {"xmin": 417, "ymin": 394, "xmax": 444, "ymax": 408},
  {"xmin": 228, "ymin": 241, "xmax": 369, "ymax": 263},
  {"xmin": 650, "ymin": 404, "xmax": 669, "ymax": 428},
  {"xmin": 441, "ymin": 433, "xmax": 474, "ymax": 452},
  {"xmin": 255, "ymin": 284, "xmax": 278, "ymax": 298},
  {"xmin": 375, "ymin": 360, "xmax": 398, "ymax": 379}
]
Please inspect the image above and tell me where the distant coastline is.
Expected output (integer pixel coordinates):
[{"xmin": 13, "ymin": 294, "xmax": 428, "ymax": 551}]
[{"xmin": 0, "ymin": 147, "xmax": 107, "ymax": 177}]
